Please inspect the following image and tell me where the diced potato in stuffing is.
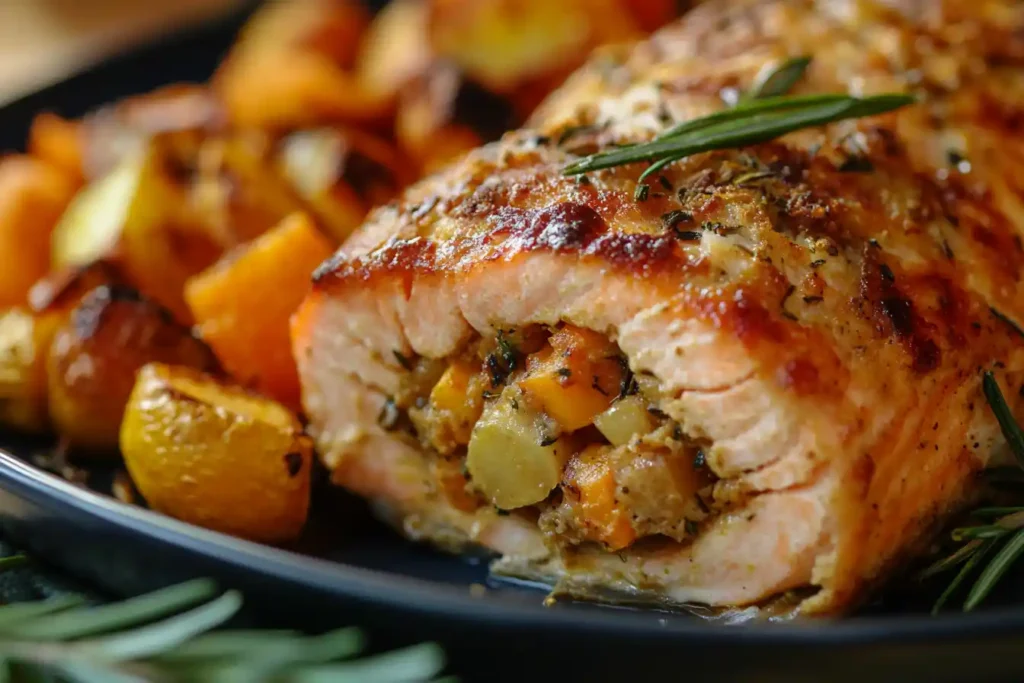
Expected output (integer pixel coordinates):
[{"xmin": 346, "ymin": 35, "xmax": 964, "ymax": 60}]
[
  {"xmin": 185, "ymin": 213, "xmax": 334, "ymax": 409},
  {"xmin": 47, "ymin": 286, "xmax": 219, "ymax": 451},
  {"xmin": 0, "ymin": 156, "xmax": 78, "ymax": 308},
  {"xmin": 121, "ymin": 363, "xmax": 312, "ymax": 543}
]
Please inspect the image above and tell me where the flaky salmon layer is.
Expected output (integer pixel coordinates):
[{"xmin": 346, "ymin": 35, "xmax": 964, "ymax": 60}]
[{"xmin": 294, "ymin": 0, "xmax": 1024, "ymax": 614}]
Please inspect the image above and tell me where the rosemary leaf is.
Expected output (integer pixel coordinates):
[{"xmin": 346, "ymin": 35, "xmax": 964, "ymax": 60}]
[
  {"xmin": 563, "ymin": 93, "xmax": 915, "ymax": 176},
  {"xmin": 932, "ymin": 539, "xmax": 996, "ymax": 614},
  {"xmin": 0, "ymin": 596, "xmax": 84, "ymax": 630},
  {"xmin": 51, "ymin": 661, "xmax": 147, "ymax": 683},
  {"xmin": 965, "ymin": 528, "xmax": 1024, "ymax": 611},
  {"xmin": 279, "ymin": 643, "xmax": 446, "ymax": 683},
  {"xmin": 917, "ymin": 539, "xmax": 983, "ymax": 581},
  {"xmin": 982, "ymin": 371, "xmax": 1024, "ymax": 469},
  {"xmin": 14, "ymin": 580, "xmax": 217, "ymax": 641},
  {"xmin": 85, "ymin": 591, "xmax": 242, "ymax": 661},
  {"xmin": 742, "ymin": 56, "xmax": 812, "ymax": 102},
  {"xmin": 971, "ymin": 506, "xmax": 1024, "ymax": 519},
  {"xmin": 951, "ymin": 525, "xmax": 1009, "ymax": 542}
]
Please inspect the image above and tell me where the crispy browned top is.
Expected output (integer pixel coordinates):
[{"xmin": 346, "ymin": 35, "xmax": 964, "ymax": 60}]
[{"xmin": 316, "ymin": 0, "xmax": 1024, "ymax": 390}]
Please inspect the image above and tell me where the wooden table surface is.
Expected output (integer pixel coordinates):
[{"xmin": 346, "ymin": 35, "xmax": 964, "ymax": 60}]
[{"xmin": 0, "ymin": 0, "xmax": 245, "ymax": 105}]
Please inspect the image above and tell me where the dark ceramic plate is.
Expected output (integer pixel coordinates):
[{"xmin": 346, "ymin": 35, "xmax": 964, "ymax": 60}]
[{"xmin": 2, "ymin": 6, "xmax": 1024, "ymax": 683}]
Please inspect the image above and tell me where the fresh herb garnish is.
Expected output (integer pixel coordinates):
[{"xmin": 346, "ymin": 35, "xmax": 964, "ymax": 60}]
[
  {"xmin": 926, "ymin": 372, "xmax": 1024, "ymax": 612},
  {"xmin": 563, "ymin": 93, "xmax": 915, "ymax": 181},
  {"xmin": 0, "ymin": 576, "xmax": 447, "ymax": 682},
  {"xmin": 634, "ymin": 183, "xmax": 650, "ymax": 202},
  {"xmin": 740, "ymin": 56, "xmax": 813, "ymax": 103},
  {"xmin": 991, "ymin": 307, "xmax": 1024, "ymax": 339}
]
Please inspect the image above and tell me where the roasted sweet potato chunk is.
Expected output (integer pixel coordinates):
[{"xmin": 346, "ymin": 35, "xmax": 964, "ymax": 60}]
[
  {"xmin": 47, "ymin": 286, "xmax": 219, "ymax": 451},
  {"xmin": 0, "ymin": 156, "xmax": 78, "ymax": 308},
  {"xmin": 185, "ymin": 213, "xmax": 334, "ymax": 409},
  {"xmin": 121, "ymin": 362, "xmax": 312, "ymax": 543}
]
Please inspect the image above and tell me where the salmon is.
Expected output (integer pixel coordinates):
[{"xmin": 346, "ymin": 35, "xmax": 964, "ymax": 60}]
[{"xmin": 293, "ymin": 0, "xmax": 1024, "ymax": 615}]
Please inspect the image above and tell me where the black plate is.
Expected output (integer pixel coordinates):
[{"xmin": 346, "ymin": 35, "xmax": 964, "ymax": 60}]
[{"xmin": 3, "ymin": 6, "xmax": 1024, "ymax": 683}]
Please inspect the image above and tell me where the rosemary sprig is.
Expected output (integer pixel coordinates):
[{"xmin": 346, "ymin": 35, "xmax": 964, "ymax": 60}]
[
  {"xmin": 0, "ymin": 573, "xmax": 448, "ymax": 682},
  {"xmin": 563, "ymin": 93, "xmax": 915, "ymax": 179},
  {"xmin": 927, "ymin": 371, "xmax": 1024, "ymax": 613}
]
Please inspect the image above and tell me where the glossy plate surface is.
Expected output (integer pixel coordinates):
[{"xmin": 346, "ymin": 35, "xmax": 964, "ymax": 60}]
[{"xmin": 2, "ymin": 6, "xmax": 1024, "ymax": 682}]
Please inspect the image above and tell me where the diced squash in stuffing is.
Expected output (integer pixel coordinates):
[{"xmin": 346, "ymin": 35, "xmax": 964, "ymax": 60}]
[
  {"xmin": 0, "ymin": 156, "xmax": 78, "ymax": 308},
  {"xmin": 594, "ymin": 395, "xmax": 654, "ymax": 447},
  {"xmin": 185, "ymin": 213, "xmax": 334, "ymax": 409},
  {"xmin": 564, "ymin": 445, "xmax": 636, "ymax": 551},
  {"xmin": 432, "ymin": 457, "xmax": 480, "ymax": 513},
  {"xmin": 467, "ymin": 385, "xmax": 570, "ymax": 510},
  {"xmin": 518, "ymin": 325, "xmax": 622, "ymax": 432},
  {"xmin": 47, "ymin": 286, "xmax": 220, "ymax": 451},
  {"xmin": 121, "ymin": 363, "xmax": 312, "ymax": 542}
]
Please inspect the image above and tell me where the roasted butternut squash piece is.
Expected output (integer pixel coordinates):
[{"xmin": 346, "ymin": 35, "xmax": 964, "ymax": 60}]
[
  {"xmin": 432, "ymin": 457, "xmax": 480, "ymax": 513},
  {"xmin": 121, "ymin": 363, "xmax": 312, "ymax": 543},
  {"xmin": 185, "ymin": 213, "xmax": 334, "ymax": 409},
  {"xmin": 0, "ymin": 156, "xmax": 78, "ymax": 308},
  {"xmin": 518, "ymin": 325, "xmax": 623, "ymax": 432},
  {"xmin": 355, "ymin": 0, "xmax": 432, "ymax": 104},
  {"xmin": 47, "ymin": 286, "xmax": 219, "ymax": 451}
]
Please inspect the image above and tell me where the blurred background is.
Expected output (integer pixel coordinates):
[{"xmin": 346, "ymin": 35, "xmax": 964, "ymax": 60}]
[{"xmin": 0, "ymin": 0, "xmax": 246, "ymax": 105}]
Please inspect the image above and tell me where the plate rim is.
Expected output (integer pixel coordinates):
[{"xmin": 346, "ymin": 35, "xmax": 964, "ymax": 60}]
[{"xmin": 3, "ymin": 448, "xmax": 1024, "ymax": 643}]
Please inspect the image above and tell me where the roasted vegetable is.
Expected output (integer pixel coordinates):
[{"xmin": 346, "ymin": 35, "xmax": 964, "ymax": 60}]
[
  {"xmin": 277, "ymin": 127, "xmax": 411, "ymax": 243},
  {"xmin": 466, "ymin": 385, "xmax": 571, "ymax": 510},
  {"xmin": 0, "ymin": 156, "xmax": 78, "ymax": 308},
  {"xmin": 28, "ymin": 113, "xmax": 85, "ymax": 183},
  {"xmin": 47, "ymin": 286, "xmax": 219, "ymax": 451},
  {"xmin": 214, "ymin": 0, "xmax": 387, "ymax": 128},
  {"xmin": 191, "ymin": 132, "xmax": 308, "ymax": 244},
  {"xmin": 396, "ymin": 64, "xmax": 515, "ymax": 173},
  {"xmin": 355, "ymin": 0, "xmax": 432, "ymax": 104},
  {"xmin": 593, "ymin": 395, "xmax": 654, "ymax": 447},
  {"xmin": 0, "ymin": 309, "xmax": 60, "ymax": 432},
  {"xmin": 121, "ymin": 362, "xmax": 313, "ymax": 543},
  {"xmin": 185, "ymin": 213, "xmax": 334, "ymax": 409},
  {"xmin": 426, "ymin": 0, "xmax": 642, "ymax": 95},
  {"xmin": 78, "ymin": 85, "xmax": 221, "ymax": 181},
  {"xmin": 51, "ymin": 146, "xmax": 222, "ymax": 323}
]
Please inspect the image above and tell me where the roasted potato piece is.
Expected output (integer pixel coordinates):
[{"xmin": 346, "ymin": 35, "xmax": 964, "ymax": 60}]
[
  {"xmin": 47, "ymin": 286, "xmax": 219, "ymax": 451},
  {"xmin": 51, "ymin": 146, "xmax": 222, "ymax": 323},
  {"xmin": 277, "ymin": 127, "xmax": 411, "ymax": 242},
  {"xmin": 0, "ymin": 157, "xmax": 79, "ymax": 308},
  {"xmin": 214, "ymin": 0, "xmax": 388, "ymax": 128},
  {"xmin": 185, "ymin": 213, "xmax": 334, "ymax": 409},
  {"xmin": 28, "ymin": 113, "xmax": 86, "ymax": 183},
  {"xmin": 0, "ymin": 309, "xmax": 61, "ymax": 432},
  {"xmin": 427, "ymin": 0, "xmax": 642, "ymax": 95},
  {"xmin": 396, "ymin": 64, "xmax": 515, "ymax": 173},
  {"xmin": 191, "ymin": 132, "xmax": 308, "ymax": 244},
  {"xmin": 79, "ymin": 85, "xmax": 221, "ymax": 181},
  {"xmin": 356, "ymin": 0, "xmax": 432, "ymax": 104},
  {"xmin": 121, "ymin": 362, "xmax": 312, "ymax": 543},
  {"xmin": 27, "ymin": 262, "xmax": 123, "ymax": 317}
]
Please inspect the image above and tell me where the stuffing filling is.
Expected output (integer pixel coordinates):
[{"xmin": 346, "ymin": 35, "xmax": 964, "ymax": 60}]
[{"xmin": 387, "ymin": 324, "xmax": 717, "ymax": 555}]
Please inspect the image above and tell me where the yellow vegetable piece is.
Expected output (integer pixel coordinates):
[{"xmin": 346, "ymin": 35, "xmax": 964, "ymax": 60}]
[
  {"xmin": 466, "ymin": 386, "xmax": 569, "ymax": 510},
  {"xmin": 120, "ymin": 363, "xmax": 312, "ymax": 543},
  {"xmin": 0, "ymin": 309, "xmax": 60, "ymax": 432},
  {"xmin": 593, "ymin": 395, "xmax": 655, "ymax": 447}
]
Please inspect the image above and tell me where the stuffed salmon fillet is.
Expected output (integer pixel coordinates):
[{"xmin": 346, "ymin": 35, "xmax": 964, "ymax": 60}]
[{"xmin": 293, "ymin": 0, "xmax": 1024, "ymax": 614}]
